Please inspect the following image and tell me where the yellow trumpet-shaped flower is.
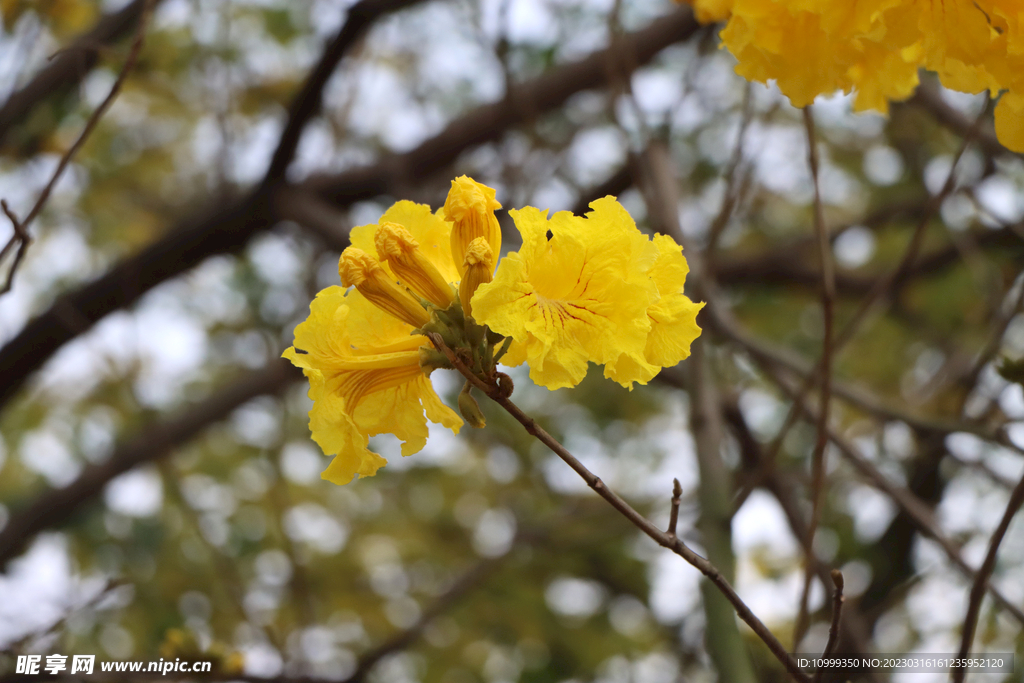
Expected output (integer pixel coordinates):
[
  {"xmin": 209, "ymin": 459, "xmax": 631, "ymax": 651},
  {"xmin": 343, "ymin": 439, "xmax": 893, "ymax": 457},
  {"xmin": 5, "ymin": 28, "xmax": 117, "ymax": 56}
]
[
  {"xmin": 471, "ymin": 197, "xmax": 702, "ymax": 390},
  {"xmin": 459, "ymin": 237, "xmax": 494, "ymax": 317},
  {"xmin": 339, "ymin": 248, "xmax": 430, "ymax": 328},
  {"xmin": 444, "ymin": 175, "xmax": 502, "ymax": 276},
  {"xmin": 284, "ymin": 197, "xmax": 469, "ymax": 484},
  {"xmin": 283, "ymin": 286, "xmax": 462, "ymax": 485},
  {"xmin": 375, "ymin": 221, "xmax": 455, "ymax": 309}
]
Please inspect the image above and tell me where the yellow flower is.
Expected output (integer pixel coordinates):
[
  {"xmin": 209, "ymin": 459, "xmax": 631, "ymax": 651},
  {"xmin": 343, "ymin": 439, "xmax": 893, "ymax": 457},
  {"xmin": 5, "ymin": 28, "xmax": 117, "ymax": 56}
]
[
  {"xmin": 471, "ymin": 197, "xmax": 701, "ymax": 390},
  {"xmin": 687, "ymin": 0, "xmax": 1024, "ymax": 152},
  {"xmin": 444, "ymin": 175, "xmax": 502, "ymax": 276},
  {"xmin": 459, "ymin": 237, "xmax": 494, "ymax": 317},
  {"xmin": 286, "ymin": 178, "xmax": 705, "ymax": 485},
  {"xmin": 605, "ymin": 234, "xmax": 705, "ymax": 386},
  {"xmin": 284, "ymin": 200, "xmax": 464, "ymax": 484}
]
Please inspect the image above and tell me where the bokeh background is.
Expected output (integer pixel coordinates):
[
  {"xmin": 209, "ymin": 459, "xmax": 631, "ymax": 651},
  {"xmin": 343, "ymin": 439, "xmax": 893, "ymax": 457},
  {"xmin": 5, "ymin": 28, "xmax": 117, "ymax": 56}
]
[{"xmin": 1, "ymin": 0, "xmax": 1024, "ymax": 682}]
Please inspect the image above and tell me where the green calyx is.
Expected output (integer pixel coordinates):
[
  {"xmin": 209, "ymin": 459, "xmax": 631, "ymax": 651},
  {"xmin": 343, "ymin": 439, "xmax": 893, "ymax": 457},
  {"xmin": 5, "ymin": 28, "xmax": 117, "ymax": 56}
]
[{"xmin": 414, "ymin": 300, "xmax": 511, "ymax": 393}]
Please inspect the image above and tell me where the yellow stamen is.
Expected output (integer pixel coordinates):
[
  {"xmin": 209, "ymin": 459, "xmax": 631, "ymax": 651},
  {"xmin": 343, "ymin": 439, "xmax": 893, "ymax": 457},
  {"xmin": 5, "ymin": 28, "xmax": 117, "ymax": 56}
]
[
  {"xmin": 443, "ymin": 175, "xmax": 502, "ymax": 276},
  {"xmin": 459, "ymin": 237, "xmax": 494, "ymax": 318},
  {"xmin": 339, "ymin": 248, "xmax": 430, "ymax": 328},
  {"xmin": 374, "ymin": 222, "xmax": 455, "ymax": 308}
]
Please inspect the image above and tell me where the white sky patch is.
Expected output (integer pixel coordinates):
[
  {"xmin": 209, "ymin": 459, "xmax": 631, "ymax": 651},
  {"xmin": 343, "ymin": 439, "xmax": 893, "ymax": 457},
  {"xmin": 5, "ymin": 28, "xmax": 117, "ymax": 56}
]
[
  {"xmin": 975, "ymin": 175, "xmax": 1024, "ymax": 224},
  {"xmin": 847, "ymin": 483, "xmax": 898, "ymax": 543},
  {"xmin": 20, "ymin": 430, "xmax": 81, "ymax": 488},
  {"xmin": 732, "ymin": 490, "xmax": 799, "ymax": 556},
  {"xmin": 863, "ymin": 145, "xmax": 904, "ymax": 186},
  {"xmin": 230, "ymin": 116, "xmax": 284, "ymax": 185},
  {"xmin": 105, "ymin": 467, "xmax": 164, "ymax": 518},
  {"xmin": 507, "ymin": 0, "xmax": 559, "ymax": 45},
  {"xmin": 567, "ymin": 126, "xmax": 627, "ymax": 187},
  {"xmin": 735, "ymin": 559, "xmax": 816, "ymax": 626},
  {"xmin": 473, "ymin": 508, "xmax": 517, "ymax": 557},
  {"xmin": 738, "ymin": 388, "xmax": 783, "ymax": 440},
  {"xmin": 131, "ymin": 283, "xmax": 209, "ymax": 398},
  {"xmin": 834, "ymin": 225, "xmax": 876, "ymax": 268},
  {"xmin": 283, "ymin": 503, "xmax": 348, "ymax": 554},
  {"xmin": 647, "ymin": 550, "xmax": 701, "ymax": 624},
  {"xmin": 280, "ymin": 441, "xmax": 324, "ymax": 485},
  {"xmin": 545, "ymin": 576, "xmax": 606, "ymax": 618},
  {"xmin": 0, "ymin": 535, "xmax": 106, "ymax": 646}
]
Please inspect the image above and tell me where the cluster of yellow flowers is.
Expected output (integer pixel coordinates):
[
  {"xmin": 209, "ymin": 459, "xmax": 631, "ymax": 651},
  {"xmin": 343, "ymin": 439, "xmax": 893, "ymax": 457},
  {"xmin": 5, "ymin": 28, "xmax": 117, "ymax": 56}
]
[
  {"xmin": 284, "ymin": 177, "xmax": 703, "ymax": 484},
  {"xmin": 683, "ymin": 0, "xmax": 1024, "ymax": 152}
]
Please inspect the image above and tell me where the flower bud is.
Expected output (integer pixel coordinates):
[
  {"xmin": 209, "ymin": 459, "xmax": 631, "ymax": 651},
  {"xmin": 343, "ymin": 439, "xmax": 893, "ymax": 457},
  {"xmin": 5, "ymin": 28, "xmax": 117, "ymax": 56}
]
[
  {"xmin": 339, "ymin": 247, "xmax": 430, "ymax": 328},
  {"xmin": 444, "ymin": 176, "xmax": 501, "ymax": 276},
  {"xmin": 459, "ymin": 237, "xmax": 494, "ymax": 318},
  {"xmin": 374, "ymin": 222, "xmax": 455, "ymax": 308},
  {"xmin": 458, "ymin": 383, "xmax": 487, "ymax": 428}
]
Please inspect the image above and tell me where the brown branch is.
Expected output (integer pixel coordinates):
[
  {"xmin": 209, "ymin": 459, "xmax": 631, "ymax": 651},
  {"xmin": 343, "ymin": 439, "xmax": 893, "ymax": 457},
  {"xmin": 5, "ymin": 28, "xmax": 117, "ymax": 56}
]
[
  {"xmin": 0, "ymin": 6, "xmax": 700, "ymax": 413},
  {"xmin": 793, "ymin": 105, "xmax": 836, "ymax": 650},
  {"xmin": 951, "ymin": 470, "xmax": 1024, "ymax": 683},
  {"xmin": 721, "ymin": 392, "xmax": 883, "ymax": 683},
  {"xmin": 263, "ymin": 0, "xmax": 428, "ymax": 183},
  {"xmin": 714, "ymin": 218, "xmax": 1023, "ymax": 297},
  {"xmin": 760, "ymin": 104, "xmax": 990, "ymax": 483},
  {"xmin": 0, "ymin": 0, "xmax": 153, "ymax": 296},
  {"xmin": 752, "ymin": 355, "xmax": 1024, "ymax": 626},
  {"xmin": 901, "ymin": 79, "xmax": 1004, "ymax": 159},
  {"xmin": 810, "ymin": 570, "xmax": 845, "ymax": 683},
  {"xmin": 0, "ymin": 359, "xmax": 297, "ymax": 569},
  {"xmin": 0, "ymin": 0, "xmax": 158, "ymax": 145},
  {"xmin": 426, "ymin": 332, "xmax": 811, "ymax": 683},
  {"xmin": 345, "ymin": 556, "xmax": 501, "ymax": 682}
]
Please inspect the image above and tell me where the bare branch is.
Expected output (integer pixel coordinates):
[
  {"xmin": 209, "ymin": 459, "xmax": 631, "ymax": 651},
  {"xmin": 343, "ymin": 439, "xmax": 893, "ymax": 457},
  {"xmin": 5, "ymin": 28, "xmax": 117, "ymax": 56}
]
[
  {"xmin": 0, "ymin": 0, "xmax": 158, "ymax": 144},
  {"xmin": 793, "ymin": 105, "xmax": 836, "ymax": 650},
  {"xmin": 951, "ymin": 469, "xmax": 1024, "ymax": 683},
  {"xmin": 263, "ymin": 0, "xmax": 429, "ymax": 183},
  {"xmin": 0, "ymin": 0, "xmax": 153, "ymax": 296},
  {"xmin": 0, "ymin": 360, "xmax": 297, "ymax": 569},
  {"xmin": 426, "ymin": 331, "xmax": 810, "ymax": 683},
  {"xmin": 753, "ymin": 356, "xmax": 1024, "ymax": 627},
  {"xmin": 810, "ymin": 570, "xmax": 845, "ymax": 683},
  {"xmin": 667, "ymin": 478, "xmax": 682, "ymax": 538}
]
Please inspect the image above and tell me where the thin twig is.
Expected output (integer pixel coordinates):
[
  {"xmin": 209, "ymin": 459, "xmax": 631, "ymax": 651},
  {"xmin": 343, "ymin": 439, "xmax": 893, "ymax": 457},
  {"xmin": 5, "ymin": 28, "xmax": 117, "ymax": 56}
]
[
  {"xmin": 0, "ymin": 0, "xmax": 154, "ymax": 296},
  {"xmin": 425, "ymin": 332, "xmax": 812, "ymax": 683},
  {"xmin": 793, "ymin": 105, "xmax": 836, "ymax": 650},
  {"xmin": 667, "ymin": 478, "xmax": 682, "ymax": 538},
  {"xmin": 750, "ymin": 353, "xmax": 1024, "ymax": 627},
  {"xmin": 951, "ymin": 470, "xmax": 1024, "ymax": 683},
  {"xmin": 760, "ymin": 102, "xmax": 992, "ymax": 474},
  {"xmin": 811, "ymin": 570, "xmax": 845, "ymax": 683}
]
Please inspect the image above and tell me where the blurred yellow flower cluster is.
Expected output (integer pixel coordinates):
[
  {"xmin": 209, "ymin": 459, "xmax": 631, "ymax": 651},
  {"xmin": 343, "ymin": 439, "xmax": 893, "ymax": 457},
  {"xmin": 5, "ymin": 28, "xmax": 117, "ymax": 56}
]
[
  {"xmin": 284, "ymin": 177, "xmax": 702, "ymax": 484},
  {"xmin": 682, "ymin": 0, "xmax": 1024, "ymax": 152}
]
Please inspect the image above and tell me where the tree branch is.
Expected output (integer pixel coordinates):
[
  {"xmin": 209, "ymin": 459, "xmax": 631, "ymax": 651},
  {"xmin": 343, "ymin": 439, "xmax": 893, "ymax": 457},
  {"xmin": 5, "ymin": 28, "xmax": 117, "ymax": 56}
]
[
  {"xmin": 426, "ymin": 332, "xmax": 810, "ymax": 683},
  {"xmin": 1, "ymin": 0, "xmax": 154, "ymax": 296},
  {"xmin": 793, "ymin": 105, "xmax": 836, "ymax": 650},
  {"xmin": 263, "ymin": 0, "xmax": 428, "ymax": 183},
  {"xmin": 0, "ymin": 359, "xmax": 297, "ymax": 569},
  {"xmin": 0, "ymin": 0, "xmax": 159, "ymax": 145},
  {"xmin": 951, "ymin": 469, "xmax": 1024, "ymax": 683}
]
